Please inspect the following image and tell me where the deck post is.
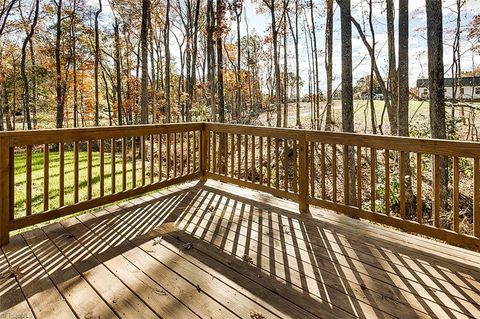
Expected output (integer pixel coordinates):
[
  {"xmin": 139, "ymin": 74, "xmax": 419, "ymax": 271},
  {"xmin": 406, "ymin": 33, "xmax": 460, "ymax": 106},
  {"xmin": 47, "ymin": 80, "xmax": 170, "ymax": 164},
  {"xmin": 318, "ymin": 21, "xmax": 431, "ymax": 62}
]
[
  {"xmin": 200, "ymin": 124, "xmax": 208, "ymax": 181},
  {"xmin": 298, "ymin": 133, "xmax": 309, "ymax": 213},
  {"xmin": 0, "ymin": 136, "xmax": 10, "ymax": 246}
]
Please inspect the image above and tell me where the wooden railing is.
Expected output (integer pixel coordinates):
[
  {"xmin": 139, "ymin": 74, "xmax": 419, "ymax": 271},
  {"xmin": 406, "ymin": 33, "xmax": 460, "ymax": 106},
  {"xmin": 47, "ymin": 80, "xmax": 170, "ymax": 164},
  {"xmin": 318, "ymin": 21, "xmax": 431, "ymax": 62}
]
[
  {"xmin": 1, "ymin": 123, "xmax": 480, "ymax": 250},
  {"xmin": 0, "ymin": 123, "xmax": 203, "ymax": 245}
]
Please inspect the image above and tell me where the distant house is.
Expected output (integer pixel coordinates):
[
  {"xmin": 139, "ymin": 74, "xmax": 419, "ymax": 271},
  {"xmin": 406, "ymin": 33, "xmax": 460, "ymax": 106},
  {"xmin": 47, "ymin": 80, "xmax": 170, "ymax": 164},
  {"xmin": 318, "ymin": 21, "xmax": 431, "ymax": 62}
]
[{"xmin": 416, "ymin": 77, "xmax": 480, "ymax": 101}]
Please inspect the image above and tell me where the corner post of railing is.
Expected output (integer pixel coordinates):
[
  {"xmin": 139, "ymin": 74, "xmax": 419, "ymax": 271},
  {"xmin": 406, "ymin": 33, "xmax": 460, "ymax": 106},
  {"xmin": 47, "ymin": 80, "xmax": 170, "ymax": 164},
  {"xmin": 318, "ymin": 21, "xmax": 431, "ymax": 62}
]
[
  {"xmin": 200, "ymin": 123, "xmax": 209, "ymax": 181},
  {"xmin": 298, "ymin": 132, "xmax": 309, "ymax": 214},
  {"xmin": 0, "ymin": 135, "xmax": 10, "ymax": 246}
]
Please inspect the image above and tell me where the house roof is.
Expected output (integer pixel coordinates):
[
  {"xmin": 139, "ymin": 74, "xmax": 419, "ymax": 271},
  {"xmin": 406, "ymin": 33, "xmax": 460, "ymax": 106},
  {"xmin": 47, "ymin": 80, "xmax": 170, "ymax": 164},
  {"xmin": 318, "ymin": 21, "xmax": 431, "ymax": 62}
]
[{"xmin": 417, "ymin": 76, "xmax": 480, "ymax": 88}]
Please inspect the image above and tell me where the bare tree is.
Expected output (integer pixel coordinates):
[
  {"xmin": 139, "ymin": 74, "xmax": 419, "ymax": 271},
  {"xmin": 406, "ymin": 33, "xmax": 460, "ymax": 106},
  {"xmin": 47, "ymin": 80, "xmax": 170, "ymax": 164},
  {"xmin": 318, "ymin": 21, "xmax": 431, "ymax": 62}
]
[
  {"xmin": 94, "ymin": 0, "xmax": 102, "ymax": 126},
  {"xmin": 140, "ymin": 0, "xmax": 150, "ymax": 124},
  {"xmin": 325, "ymin": 0, "xmax": 333, "ymax": 130},
  {"xmin": 426, "ymin": 0, "xmax": 448, "ymax": 211},
  {"xmin": 55, "ymin": 0, "xmax": 64, "ymax": 128},
  {"xmin": 164, "ymin": 0, "xmax": 171, "ymax": 123},
  {"xmin": 20, "ymin": 0, "xmax": 40, "ymax": 130},
  {"xmin": 337, "ymin": 0, "xmax": 355, "ymax": 205}
]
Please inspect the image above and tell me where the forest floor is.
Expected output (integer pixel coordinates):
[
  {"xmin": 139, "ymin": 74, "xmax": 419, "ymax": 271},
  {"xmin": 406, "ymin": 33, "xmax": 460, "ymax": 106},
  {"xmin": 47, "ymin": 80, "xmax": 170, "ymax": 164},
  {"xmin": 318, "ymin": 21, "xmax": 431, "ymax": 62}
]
[{"xmin": 258, "ymin": 99, "xmax": 480, "ymax": 141}]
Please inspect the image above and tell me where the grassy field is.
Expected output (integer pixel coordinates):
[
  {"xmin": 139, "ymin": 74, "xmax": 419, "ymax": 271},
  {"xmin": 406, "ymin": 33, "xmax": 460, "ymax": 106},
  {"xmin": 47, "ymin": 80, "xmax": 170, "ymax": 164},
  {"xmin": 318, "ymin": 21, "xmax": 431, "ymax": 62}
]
[{"xmin": 12, "ymin": 150, "xmax": 150, "ymax": 219}]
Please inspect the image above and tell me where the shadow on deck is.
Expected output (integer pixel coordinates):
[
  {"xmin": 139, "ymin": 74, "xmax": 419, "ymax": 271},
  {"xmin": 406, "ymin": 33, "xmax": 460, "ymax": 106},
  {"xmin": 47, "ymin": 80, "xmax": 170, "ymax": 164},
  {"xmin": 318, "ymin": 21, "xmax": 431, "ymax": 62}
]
[{"xmin": 1, "ymin": 180, "xmax": 480, "ymax": 319}]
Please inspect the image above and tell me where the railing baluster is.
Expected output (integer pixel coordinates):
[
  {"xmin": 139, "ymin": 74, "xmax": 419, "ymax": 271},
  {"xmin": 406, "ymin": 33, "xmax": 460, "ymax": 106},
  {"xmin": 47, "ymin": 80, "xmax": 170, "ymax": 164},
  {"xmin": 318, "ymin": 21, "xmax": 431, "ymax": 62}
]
[
  {"xmin": 193, "ymin": 131, "xmax": 197, "ymax": 172},
  {"xmin": 356, "ymin": 146, "xmax": 362, "ymax": 208},
  {"xmin": 298, "ymin": 134, "xmax": 308, "ymax": 212},
  {"xmin": 284, "ymin": 139, "xmax": 289, "ymax": 191},
  {"xmin": 166, "ymin": 133, "xmax": 171, "ymax": 179},
  {"xmin": 321, "ymin": 143, "xmax": 326, "ymax": 199},
  {"xmin": 111, "ymin": 138, "xmax": 116, "ymax": 194},
  {"xmin": 100, "ymin": 139, "xmax": 105, "ymax": 197},
  {"xmin": 275, "ymin": 138, "xmax": 279, "ymax": 189},
  {"xmin": 244, "ymin": 135, "xmax": 248, "ymax": 181},
  {"xmin": 293, "ymin": 140, "xmax": 298, "ymax": 194},
  {"xmin": 252, "ymin": 135, "xmax": 256, "ymax": 183},
  {"xmin": 237, "ymin": 134, "xmax": 241, "ymax": 178},
  {"xmin": 474, "ymin": 158, "xmax": 480, "ymax": 237},
  {"xmin": 224, "ymin": 133, "xmax": 228, "ymax": 176},
  {"xmin": 212, "ymin": 132, "xmax": 217, "ymax": 174},
  {"xmin": 370, "ymin": 148, "xmax": 376, "ymax": 212},
  {"xmin": 150, "ymin": 135, "xmax": 154, "ymax": 183},
  {"xmin": 416, "ymin": 153, "xmax": 422, "ymax": 223},
  {"xmin": 453, "ymin": 156, "xmax": 459, "ymax": 232},
  {"xmin": 74, "ymin": 141, "xmax": 79, "ymax": 202},
  {"xmin": 267, "ymin": 137, "xmax": 271, "ymax": 187},
  {"xmin": 174, "ymin": 133, "xmax": 177, "ymax": 177},
  {"xmin": 122, "ymin": 137, "xmax": 127, "ymax": 190},
  {"xmin": 231, "ymin": 133, "xmax": 235, "ymax": 178},
  {"xmin": 310, "ymin": 142, "xmax": 314, "ymax": 197},
  {"xmin": 59, "ymin": 143, "xmax": 65, "ymax": 207},
  {"xmin": 332, "ymin": 144, "xmax": 337, "ymax": 202},
  {"xmin": 433, "ymin": 154, "xmax": 440, "ymax": 228},
  {"xmin": 384, "ymin": 149, "xmax": 390, "ymax": 215},
  {"xmin": 343, "ymin": 145, "xmax": 349, "ymax": 205},
  {"xmin": 187, "ymin": 131, "xmax": 191, "ymax": 175},
  {"xmin": 399, "ymin": 151, "xmax": 406, "ymax": 219},
  {"xmin": 0, "ymin": 139, "xmax": 10, "ymax": 245},
  {"xmin": 87, "ymin": 140, "xmax": 92, "ymax": 199},
  {"xmin": 158, "ymin": 134, "xmax": 162, "ymax": 181},
  {"xmin": 44, "ymin": 144, "xmax": 49, "ymax": 210},
  {"xmin": 26, "ymin": 145, "xmax": 32, "ymax": 215},
  {"xmin": 259, "ymin": 136, "xmax": 263, "ymax": 185},
  {"xmin": 132, "ymin": 137, "xmax": 136, "ymax": 188},
  {"xmin": 8, "ymin": 147, "xmax": 13, "ymax": 222},
  {"xmin": 180, "ymin": 132, "xmax": 184, "ymax": 176},
  {"xmin": 141, "ymin": 136, "xmax": 146, "ymax": 185}
]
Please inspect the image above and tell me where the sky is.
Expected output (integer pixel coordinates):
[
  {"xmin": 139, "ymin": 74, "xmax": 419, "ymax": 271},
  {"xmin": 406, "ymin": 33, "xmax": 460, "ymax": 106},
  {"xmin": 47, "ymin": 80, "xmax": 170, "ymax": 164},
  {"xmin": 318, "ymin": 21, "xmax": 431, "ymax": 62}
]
[{"xmin": 89, "ymin": 0, "xmax": 480, "ymax": 95}]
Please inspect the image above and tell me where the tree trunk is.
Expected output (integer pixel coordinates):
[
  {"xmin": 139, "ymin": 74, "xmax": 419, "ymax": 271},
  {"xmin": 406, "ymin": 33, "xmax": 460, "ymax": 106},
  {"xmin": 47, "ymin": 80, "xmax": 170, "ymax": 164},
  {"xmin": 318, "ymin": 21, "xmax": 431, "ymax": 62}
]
[
  {"xmin": 114, "ymin": 18, "xmax": 123, "ymax": 125},
  {"xmin": 207, "ymin": 0, "xmax": 216, "ymax": 121},
  {"xmin": 94, "ymin": 0, "xmax": 102, "ymax": 126},
  {"xmin": 325, "ymin": 0, "xmax": 333, "ymax": 130},
  {"xmin": 20, "ymin": 0, "xmax": 39, "ymax": 130},
  {"xmin": 164, "ymin": 0, "xmax": 171, "ymax": 123},
  {"xmin": 72, "ymin": 0, "xmax": 78, "ymax": 128},
  {"xmin": 55, "ymin": 0, "xmax": 64, "ymax": 128},
  {"xmin": 338, "ymin": 0, "xmax": 356, "ymax": 205},
  {"xmin": 426, "ymin": 0, "xmax": 448, "ymax": 211},
  {"xmin": 216, "ymin": 0, "xmax": 225, "ymax": 123},
  {"xmin": 282, "ymin": 0, "xmax": 288, "ymax": 128},
  {"xmin": 386, "ymin": 0, "xmax": 398, "ymax": 135},
  {"xmin": 398, "ymin": 0, "xmax": 409, "ymax": 137},
  {"xmin": 140, "ymin": 0, "xmax": 150, "ymax": 124},
  {"xmin": 310, "ymin": 1, "xmax": 319, "ymax": 129}
]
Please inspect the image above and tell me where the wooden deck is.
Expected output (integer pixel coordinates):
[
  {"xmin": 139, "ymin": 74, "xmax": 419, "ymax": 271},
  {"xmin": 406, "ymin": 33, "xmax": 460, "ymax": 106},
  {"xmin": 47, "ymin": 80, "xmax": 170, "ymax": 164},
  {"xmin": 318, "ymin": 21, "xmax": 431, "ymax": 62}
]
[{"xmin": 1, "ymin": 180, "xmax": 480, "ymax": 319}]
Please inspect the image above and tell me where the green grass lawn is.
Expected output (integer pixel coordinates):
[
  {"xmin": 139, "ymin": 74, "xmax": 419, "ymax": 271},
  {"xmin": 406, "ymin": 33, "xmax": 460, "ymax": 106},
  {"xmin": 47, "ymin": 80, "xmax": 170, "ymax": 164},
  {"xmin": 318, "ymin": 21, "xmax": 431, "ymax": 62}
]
[{"xmin": 13, "ymin": 150, "xmax": 153, "ymax": 219}]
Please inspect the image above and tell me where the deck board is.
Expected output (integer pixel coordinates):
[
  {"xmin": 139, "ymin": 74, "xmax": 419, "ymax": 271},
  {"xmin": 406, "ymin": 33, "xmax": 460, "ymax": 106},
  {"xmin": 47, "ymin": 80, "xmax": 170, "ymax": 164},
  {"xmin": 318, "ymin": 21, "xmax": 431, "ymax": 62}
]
[{"xmin": 1, "ymin": 180, "xmax": 480, "ymax": 319}]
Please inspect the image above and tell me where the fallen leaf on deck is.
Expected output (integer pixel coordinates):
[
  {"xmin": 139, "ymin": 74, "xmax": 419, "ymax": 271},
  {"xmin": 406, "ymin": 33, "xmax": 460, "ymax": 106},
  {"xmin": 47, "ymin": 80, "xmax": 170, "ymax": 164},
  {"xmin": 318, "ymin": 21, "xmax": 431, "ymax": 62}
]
[
  {"xmin": 242, "ymin": 254, "xmax": 253, "ymax": 264},
  {"xmin": 0, "ymin": 265, "xmax": 24, "ymax": 280},
  {"xmin": 250, "ymin": 311, "xmax": 267, "ymax": 319},
  {"xmin": 182, "ymin": 242, "xmax": 193, "ymax": 250}
]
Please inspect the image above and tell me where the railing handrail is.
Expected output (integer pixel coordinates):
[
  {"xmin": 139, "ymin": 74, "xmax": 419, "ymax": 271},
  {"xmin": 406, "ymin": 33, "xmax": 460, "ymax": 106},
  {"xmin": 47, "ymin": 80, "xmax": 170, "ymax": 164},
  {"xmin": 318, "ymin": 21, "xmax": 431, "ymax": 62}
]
[
  {"xmin": 206, "ymin": 122, "xmax": 480, "ymax": 157},
  {"xmin": 0, "ymin": 122, "xmax": 204, "ymax": 147},
  {"xmin": 3, "ymin": 121, "xmax": 480, "ymax": 154}
]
